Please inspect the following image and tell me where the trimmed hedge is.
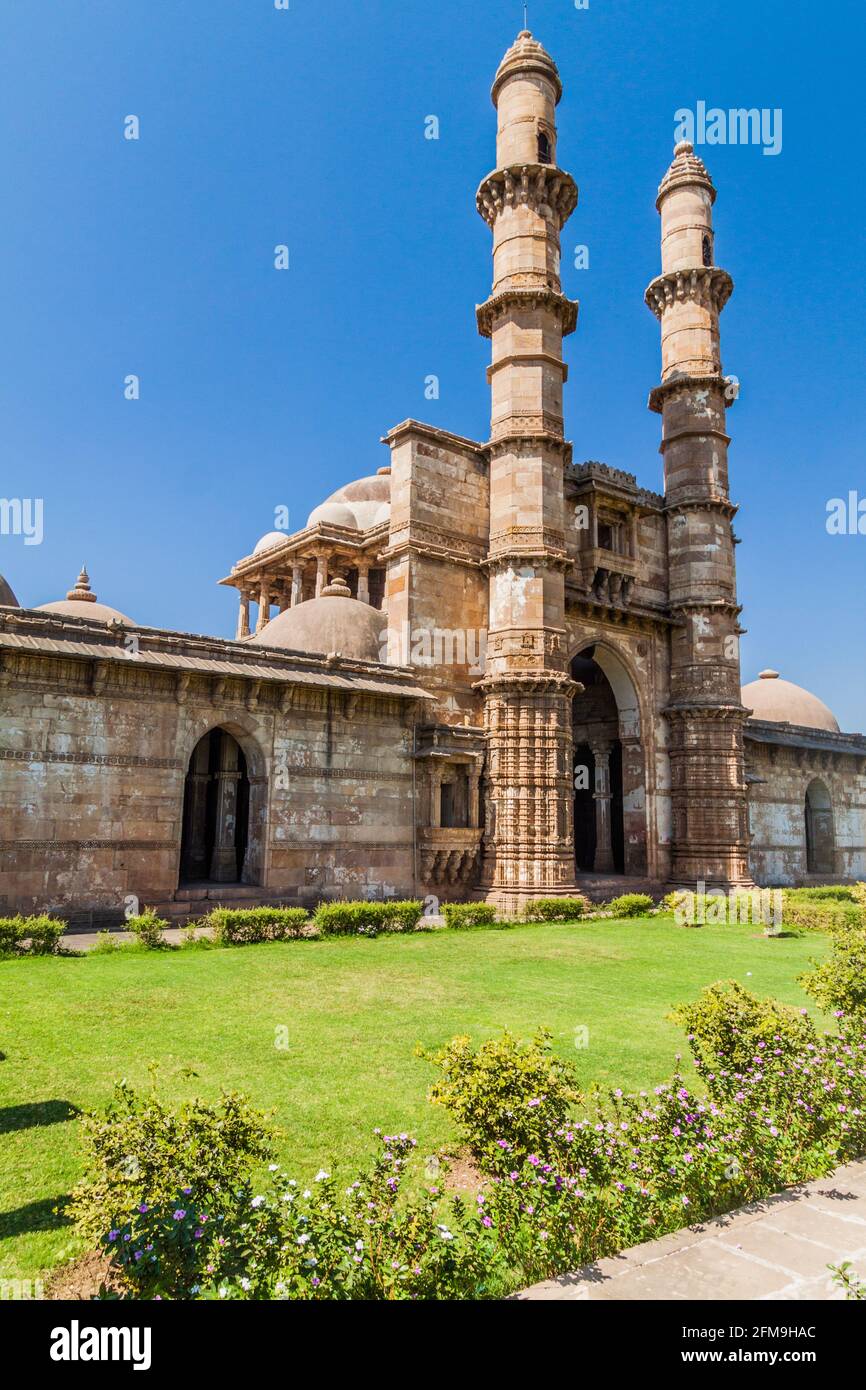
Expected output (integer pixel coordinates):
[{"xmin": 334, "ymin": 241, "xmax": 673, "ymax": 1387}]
[
  {"xmin": 606, "ymin": 893, "xmax": 655, "ymax": 919},
  {"xmin": 208, "ymin": 907, "xmax": 310, "ymax": 945},
  {"xmin": 780, "ymin": 900, "xmax": 866, "ymax": 934},
  {"xmin": 312, "ymin": 900, "xmax": 422, "ymax": 937},
  {"xmin": 0, "ymin": 914, "xmax": 65, "ymax": 956},
  {"xmin": 442, "ymin": 903, "xmax": 498, "ymax": 929},
  {"xmin": 523, "ymin": 896, "xmax": 590, "ymax": 922}
]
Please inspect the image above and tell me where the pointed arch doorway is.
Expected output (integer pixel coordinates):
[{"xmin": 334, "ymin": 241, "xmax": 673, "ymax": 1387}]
[
  {"xmin": 571, "ymin": 644, "xmax": 648, "ymax": 878},
  {"xmin": 179, "ymin": 728, "xmax": 252, "ymax": 885},
  {"xmin": 805, "ymin": 778, "xmax": 834, "ymax": 875}
]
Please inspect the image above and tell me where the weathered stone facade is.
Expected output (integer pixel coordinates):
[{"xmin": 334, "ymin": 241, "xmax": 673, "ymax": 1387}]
[{"xmin": 0, "ymin": 31, "xmax": 863, "ymax": 920}]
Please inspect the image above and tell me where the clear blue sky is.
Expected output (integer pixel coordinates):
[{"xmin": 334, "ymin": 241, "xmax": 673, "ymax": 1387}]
[{"xmin": 0, "ymin": 0, "xmax": 863, "ymax": 728}]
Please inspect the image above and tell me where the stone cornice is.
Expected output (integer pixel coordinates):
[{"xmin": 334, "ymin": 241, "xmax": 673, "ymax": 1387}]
[
  {"xmin": 381, "ymin": 419, "xmax": 486, "ymax": 458},
  {"xmin": 474, "ymin": 670, "xmax": 582, "ymax": 698},
  {"xmin": 487, "ymin": 352, "xmax": 568, "ymax": 383},
  {"xmin": 485, "ymin": 431, "xmax": 573, "ymax": 460},
  {"xmin": 648, "ymin": 372, "xmax": 737, "ymax": 415},
  {"xmin": 564, "ymin": 587, "xmax": 678, "ymax": 629},
  {"xmin": 665, "ymin": 496, "xmax": 739, "ymax": 519},
  {"xmin": 644, "ymin": 267, "xmax": 733, "ymax": 321},
  {"xmin": 476, "ymin": 164, "xmax": 578, "ymax": 230},
  {"xmin": 477, "ymin": 286, "xmax": 578, "ymax": 338}
]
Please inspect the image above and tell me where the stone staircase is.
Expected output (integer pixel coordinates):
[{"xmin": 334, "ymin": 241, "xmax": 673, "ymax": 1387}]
[{"xmin": 573, "ymin": 875, "xmax": 665, "ymax": 904}]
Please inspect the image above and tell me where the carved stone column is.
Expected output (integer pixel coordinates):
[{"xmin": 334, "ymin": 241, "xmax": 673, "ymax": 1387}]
[
  {"xmin": 290, "ymin": 564, "xmax": 303, "ymax": 608},
  {"xmin": 468, "ymin": 761, "xmax": 482, "ymax": 829},
  {"xmin": 255, "ymin": 580, "xmax": 271, "ymax": 633},
  {"xmin": 209, "ymin": 734, "xmax": 241, "ymax": 882},
  {"xmin": 235, "ymin": 591, "xmax": 251, "ymax": 640},
  {"xmin": 429, "ymin": 766, "xmax": 443, "ymax": 828},
  {"xmin": 357, "ymin": 562, "xmax": 370, "ymax": 605},
  {"xmin": 591, "ymin": 740, "xmax": 615, "ymax": 872},
  {"xmin": 315, "ymin": 553, "xmax": 329, "ymax": 598}
]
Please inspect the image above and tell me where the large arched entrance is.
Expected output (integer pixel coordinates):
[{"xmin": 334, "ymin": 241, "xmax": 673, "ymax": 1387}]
[
  {"xmin": 571, "ymin": 644, "xmax": 647, "ymax": 878},
  {"xmin": 179, "ymin": 728, "xmax": 252, "ymax": 885},
  {"xmin": 805, "ymin": 778, "xmax": 834, "ymax": 875}
]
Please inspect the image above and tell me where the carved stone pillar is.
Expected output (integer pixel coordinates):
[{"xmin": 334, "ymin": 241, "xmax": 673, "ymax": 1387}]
[
  {"xmin": 315, "ymin": 553, "xmax": 329, "ymax": 598},
  {"xmin": 182, "ymin": 737, "xmax": 211, "ymax": 881},
  {"xmin": 429, "ymin": 766, "xmax": 443, "ymax": 828},
  {"xmin": 210, "ymin": 734, "xmax": 241, "ymax": 882},
  {"xmin": 290, "ymin": 564, "xmax": 303, "ymax": 608},
  {"xmin": 235, "ymin": 591, "xmax": 251, "ymax": 640},
  {"xmin": 255, "ymin": 580, "xmax": 271, "ymax": 633},
  {"xmin": 591, "ymin": 740, "xmax": 615, "ymax": 872},
  {"xmin": 468, "ymin": 762, "xmax": 482, "ymax": 829},
  {"xmin": 357, "ymin": 562, "xmax": 370, "ymax": 605}
]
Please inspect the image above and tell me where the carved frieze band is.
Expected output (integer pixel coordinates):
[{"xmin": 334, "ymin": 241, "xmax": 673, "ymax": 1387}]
[
  {"xmin": 0, "ymin": 839, "xmax": 177, "ymax": 852},
  {"xmin": 0, "ymin": 749, "xmax": 182, "ymax": 770}
]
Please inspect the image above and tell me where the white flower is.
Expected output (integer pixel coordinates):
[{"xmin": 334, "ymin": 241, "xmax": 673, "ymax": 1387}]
[
  {"xmin": 355, "ymin": 1239, "xmax": 364, "ymax": 1250},
  {"xmin": 268, "ymin": 1163, "xmax": 279, "ymax": 1172},
  {"xmin": 314, "ymin": 1170, "xmax": 330, "ymax": 1183},
  {"xmin": 302, "ymin": 1190, "xmax": 311, "ymax": 1199},
  {"xmin": 240, "ymin": 1277, "xmax": 251, "ymax": 1291},
  {"xmin": 250, "ymin": 1195, "xmax": 265, "ymax": 1208},
  {"xmin": 297, "ymin": 1233, "xmax": 310, "ymax": 1245}
]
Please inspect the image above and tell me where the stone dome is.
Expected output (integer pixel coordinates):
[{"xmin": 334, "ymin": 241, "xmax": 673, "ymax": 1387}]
[
  {"xmin": 253, "ymin": 531, "xmax": 290, "ymax": 555},
  {"xmin": 36, "ymin": 567, "xmax": 134, "ymax": 627},
  {"xmin": 306, "ymin": 469, "xmax": 391, "ymax": 532},
  {"xmin": 741, "ymin": 670, "xmax": 840, "ymax": 734},
  {"xmin": 250, "ymin": 577, "xmax": 385, "ymax": 662},
  {"xmin": 0, "ymin": 573, "xmax": 19, "ymax": 607},
  {"xmin": 306, "ymin": 501, "xmax": 358, "ymax": 530}
]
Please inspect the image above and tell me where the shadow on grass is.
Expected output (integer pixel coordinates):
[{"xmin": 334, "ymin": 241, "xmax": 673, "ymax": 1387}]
[
  {"xmin": 0, "ymin": 1100, "xmax": 81, "ymax": 1135},
  {"xmin": 0, "ymin": 1196, "xmax": 73, "ymax": 1240}
]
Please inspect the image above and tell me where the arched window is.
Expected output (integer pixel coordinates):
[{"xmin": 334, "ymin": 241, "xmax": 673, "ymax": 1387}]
[
  {"xmin": 804, "ymin": 778, "xmax": 834, "ymax": 875},
  {"xmin": 538, "ymin": 130, "xmax": 552, "ymax": 165},
  {"xmin": 702, "ymin": 234, "xmax": 713, "ymax": 267}
]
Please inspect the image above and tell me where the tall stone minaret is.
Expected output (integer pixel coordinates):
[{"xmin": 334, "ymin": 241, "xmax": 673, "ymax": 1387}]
[
  {"xmin": 646, "ymin": 141, "xmax": 752, "ymax": 888},
  {"xmin": 475, "ymin": 32, "xmax": 580, "ymax": 906}
]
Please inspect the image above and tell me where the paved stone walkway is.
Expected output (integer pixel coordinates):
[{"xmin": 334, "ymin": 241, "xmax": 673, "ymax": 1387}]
[
  {"xmin": 60, "ymin": 927, "xmax": 213, "ymax": 952},
  {"xmin": 517, "ymin": 1159, "xmax": 866, "ymax": 1300}
]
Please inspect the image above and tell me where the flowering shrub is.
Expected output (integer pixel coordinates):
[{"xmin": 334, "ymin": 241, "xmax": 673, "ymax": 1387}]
[
  {"xmin": 799, "ymin": 929, "xmax": 866, "ymax": 1019},
  {"xmin": 207, "ymin": 907, "xmax": 310, "ymax": 945},
  {"xmin": 669, "ymin": 980, "xmax": 816, "ymax": 1073},
  {"xmin": 94, "ymin": 1124, "xmax": 500, "ymax": 1301},
  {"xmin": 441, "ymin": 903, "xmax": 498, "ymax": 929},
  {"xmin": 125, "ymin": 910, "xmax": 170, "ymax": 949},
  {"xmin": 0, "ymin": 914, "xmax": 65, "ymax": 956},
  {"xmin": 523, "ymin": 897, "xmax": 589, "ymax": 922},
  {"xmin": 421, "ymin": 1029, "xmax": 581, "ymax": 1175},
  {"xmin": 606, "ymin": 893, "xmax": 654, "ymax": 918},
  {"xmin": 312, "ymin": 901, "xmax": 422, "ymax": 937},
  {"xmin": 68, "ymin": 1082, "xmax": 272, "ymax": 1255}
]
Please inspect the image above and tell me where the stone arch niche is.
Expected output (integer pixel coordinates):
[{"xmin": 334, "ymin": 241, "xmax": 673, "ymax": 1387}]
[
  {"xmin": 804, "ymin": 777, "xmax": 835, "ymax": 876},
  {"xmin": 178, "ymin": 724, "xmax": 267, "ymax": 886},
  {"xmin": 570, "ymin": 643, "xmax": 648, "ymax": 877}
]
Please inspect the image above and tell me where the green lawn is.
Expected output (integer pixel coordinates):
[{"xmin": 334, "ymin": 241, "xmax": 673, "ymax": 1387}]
[{"xmin": 0, "ymin": 918, "xmax": 828, "ymax": 1283}]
